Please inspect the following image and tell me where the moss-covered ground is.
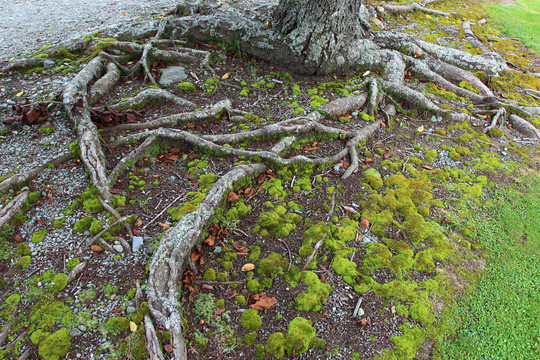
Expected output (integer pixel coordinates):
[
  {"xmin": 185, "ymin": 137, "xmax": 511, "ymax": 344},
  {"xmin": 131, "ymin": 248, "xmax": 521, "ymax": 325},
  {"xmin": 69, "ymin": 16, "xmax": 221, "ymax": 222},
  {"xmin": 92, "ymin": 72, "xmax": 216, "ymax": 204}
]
[{"xmin": 0, "ymin": 0, "xmax": 539, "ymax": 359}]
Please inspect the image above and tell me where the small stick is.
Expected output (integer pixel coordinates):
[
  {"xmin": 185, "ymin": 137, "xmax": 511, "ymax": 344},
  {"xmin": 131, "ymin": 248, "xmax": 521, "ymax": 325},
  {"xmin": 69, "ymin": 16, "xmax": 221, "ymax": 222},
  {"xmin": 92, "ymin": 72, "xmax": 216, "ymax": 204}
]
[
  {"xmin": 353, "ymin": 296, "xmax": 364, "ymax": 317},
  {"xmin": 67, "ymin": 261, "xmax": 87, "ymax": 284},
  {"xmin": 303, "ymin": 234, "xmax": 327, "ymax": 270},
  {"xmin": 81, "ymin": 215, "xmax": 135, "ymax": 252},
  {"xmin": 232, "ymin": 228, "xmax": 249, "ymax": 237},
  {"xmin": 277, "ymin": 238, "xmax": 293, "ymax": 271},
  {"xmin": 142, "ymin": 195, "xmax": 186, "ymax": 230}
]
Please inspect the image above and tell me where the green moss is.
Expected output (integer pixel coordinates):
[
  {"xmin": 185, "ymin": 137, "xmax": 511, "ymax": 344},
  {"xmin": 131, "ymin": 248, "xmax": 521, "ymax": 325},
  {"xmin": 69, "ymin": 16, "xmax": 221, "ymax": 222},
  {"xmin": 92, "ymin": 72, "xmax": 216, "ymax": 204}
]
[
  {"xmin": 216, "ymin": 299, "xmax": 225, "ymax": 307},
  {"xmin": 434, "ymin": 129, "xmax": 448, "ymax": 136},
  {"xmin": 295, "ymin": 271, "xmax": 332, "ymax": 311},
  {"xmin": 247, "ymin": 279, "xmax": 263, "ymax": 292},
  {"xmin": 235, "ymin": 295, "xmax": 246, "ymax": 305},
  {"xmin": 266, "ymin": 332, "xmax": 285, "ymax": 358},
  {"xmin": 257, "ymin": 253, "xmax": 289, "ymax": 278},
  {"xmin": 249, "ymin": 245, "xmax": 261, "ymax": 261},
  {"xmin": 16, "ymin": 255, "xmax": 31, "ymax": 268},
  {"xmin": 332, "ymin": 256, "xmax": 359, "ymax": 285},
  {"xmin": 53, "ymin": 218, "xmax": 66, "ymax": 229},
  {"xmin": 89, "ymin": 220, "xmax": 103, "ymax": 236},
  {"xmin": 489, "ymin": 127, "xmax": 504, "ymax": 138},
  {"xmin": 32, "ymin": 228, "xmax": 47, "ymax": 243},
  {"xmin": 241, "ymin": 309, "xmax": 262, "ymax": 331},
  {"xmin": 38, "ymin": 127, "xmax": 56, "ymax": 135},
  {"xmin": 15, "ymin": 243, "xmax": 31, "ymax": 256},
  {"xmin": 177, "ymin": 81, "xmax": 196, "ymax": 91},
  {"xmin": 216, "ymin": 272, "xmax": 229, "ymax": 282},
  {"xmin": 50, "ymin": 273, "xmax": 68, "ymax": 293},
  {"xmin": 243, "ymin": 332, "xmax": 258, "ymax": 346},
  {"xmin": 258, "ymin": 206, "xmax": 301, "ymax": 237},
  {"xmin": 105, "ymin": 316, "xmax": 130, "ymax": 335},
  {"xmin": 221, "ymin": 261, "xmax": 233, "ymax": 270},
  {"xmin": 363, "ymin": 168, "xmax": 383, "ymax": 189},
  {"xmin": 389, "ymin": 323, "xmax": 425, "ymax": 359},
  {"xmin": 284, "ymin": 317, "xmax": 323, "ymax": 356},
  {"xmin": 31, "ymin": 330, "xmax": 49, "ymax": 345},
  {"xmin": 364, "ymin": 243, "xmax": 392, "ymax": 271},
  {"xmin": 73, "ymin": 215, "xmax": 94, "ymax": 233},
  {"xmin": 66, "ymin": 258, "xmax": 80, "ymax": 272},
  {"xmin": 202, "ymin": 268, "xmax": 216, "ymax": 281},
  {"xmin": 37, "ymin": 328, "xmax": 71, "ymax": 360}
]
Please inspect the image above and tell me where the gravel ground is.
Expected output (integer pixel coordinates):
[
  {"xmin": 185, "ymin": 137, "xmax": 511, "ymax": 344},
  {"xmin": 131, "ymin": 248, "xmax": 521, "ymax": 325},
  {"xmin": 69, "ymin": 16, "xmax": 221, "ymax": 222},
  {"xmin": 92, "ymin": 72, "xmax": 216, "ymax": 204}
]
[{"xmin": 0, "ymin": 0, "xmax": 178, "ymax": 60}]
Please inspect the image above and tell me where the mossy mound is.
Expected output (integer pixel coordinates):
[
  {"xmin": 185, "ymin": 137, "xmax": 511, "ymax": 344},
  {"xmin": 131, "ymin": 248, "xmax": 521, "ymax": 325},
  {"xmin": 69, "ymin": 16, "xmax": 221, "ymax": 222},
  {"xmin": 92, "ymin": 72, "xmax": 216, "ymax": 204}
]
[
  {"xmin": 37, "ymin": 328, "xmax": 71, "ymax": 360},
  {"xmin": 257, "ymin": 253, "xmax": 289, "ymax": 278},
  {"xmin": 241, "ymin": 309, "xmax": 262, "ymax": 331}
]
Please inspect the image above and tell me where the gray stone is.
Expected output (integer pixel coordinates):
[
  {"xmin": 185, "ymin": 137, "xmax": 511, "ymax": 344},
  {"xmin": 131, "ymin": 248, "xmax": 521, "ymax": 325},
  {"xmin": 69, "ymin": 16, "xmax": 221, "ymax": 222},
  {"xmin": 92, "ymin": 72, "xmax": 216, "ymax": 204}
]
[
  {"xmin": 70, "ymin": 327, "xmax": 83, "ymax": 337},
  {"xmin": 132, "ymin": 236, "xmax": 144, "ymax": 252},
  {"xmin": 126, "ymin": 306, "xmax": 137, "ymax": 314},
  {"xmin": 78, "ymin": 324, "xmax": 87, "ymax": 331},
  {"xmin": 213, "ymin": 246, "xmax": 222, "ymax": 253},
  {"xmin": 113, "ymin": 244, "xmax": 124, "ymax": 253},
  {"xmin": 43, "ymin": 60, "xmax": 56, "ymax": 69},
  {"xmin": 159, "ymin": 66, "xmax": 187, "ymax": 85},
  {"xmin": 357, "ymin": 308, "xmax": 365, "ymax": 317}
]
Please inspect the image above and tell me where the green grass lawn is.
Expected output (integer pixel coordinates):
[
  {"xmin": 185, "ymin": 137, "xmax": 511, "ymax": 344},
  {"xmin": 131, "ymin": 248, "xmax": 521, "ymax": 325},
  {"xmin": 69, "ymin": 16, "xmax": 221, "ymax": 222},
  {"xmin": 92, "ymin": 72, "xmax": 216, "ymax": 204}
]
[
  {"xmin": 442, "ymin": 171, "xmax": 540, "ymax": 358},
  {"xmin": 488, "ymin": 0, "xmax": 540, "ymax": 54}
]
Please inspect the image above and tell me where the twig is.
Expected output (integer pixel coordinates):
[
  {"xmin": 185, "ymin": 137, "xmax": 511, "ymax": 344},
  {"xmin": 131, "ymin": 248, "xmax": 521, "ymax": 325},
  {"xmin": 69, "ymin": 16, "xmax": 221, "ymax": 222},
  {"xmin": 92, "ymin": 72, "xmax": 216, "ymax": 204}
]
[
  {"xmin": 277, "ymin": 238, "xmax": 293, "ymax": 271},
  {"xmin": 81, "ymin": 215, "xmax": 135, "ymax": 252},
  {"xmin": 232, "ymin": 228, "xmax": 249, "ymax": 237},
  {"xmin": 142, "ymin": 195, "xmax": 186, "ymax": 230},
  {"xmin": 303, "ymin": 233, "xmax": 327, "ymax": 270},
  {"xmin": 353, "ymin": 296, "xmax": 364, "ymax": 317}
]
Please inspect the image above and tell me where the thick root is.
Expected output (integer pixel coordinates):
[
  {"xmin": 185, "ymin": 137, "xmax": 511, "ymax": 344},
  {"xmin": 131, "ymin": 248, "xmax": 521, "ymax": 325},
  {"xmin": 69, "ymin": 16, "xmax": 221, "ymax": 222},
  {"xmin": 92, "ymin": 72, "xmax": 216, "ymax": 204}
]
[
  {"xmin": 147, "ymin": 163, "xmax": 266, "ymax": 360},
  {"xmin": 0, "ymin": 191, "xmax": 29, "ymax": 228}
]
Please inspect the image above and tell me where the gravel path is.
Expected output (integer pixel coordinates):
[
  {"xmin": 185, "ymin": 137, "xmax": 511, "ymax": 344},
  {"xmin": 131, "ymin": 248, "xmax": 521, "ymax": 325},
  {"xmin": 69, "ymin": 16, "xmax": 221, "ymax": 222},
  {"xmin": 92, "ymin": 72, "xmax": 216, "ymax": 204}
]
[{"xmin": 0, "ymin": 0, "xmax": 178, "ymax": 60}]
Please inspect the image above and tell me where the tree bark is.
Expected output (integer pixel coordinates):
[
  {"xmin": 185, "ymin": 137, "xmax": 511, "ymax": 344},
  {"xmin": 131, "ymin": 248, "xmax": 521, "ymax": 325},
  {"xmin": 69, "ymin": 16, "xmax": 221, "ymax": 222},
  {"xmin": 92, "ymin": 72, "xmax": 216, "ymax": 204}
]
[{"xmin": 273, "ymin": 0, "xmax": 370, "ymax": 73}]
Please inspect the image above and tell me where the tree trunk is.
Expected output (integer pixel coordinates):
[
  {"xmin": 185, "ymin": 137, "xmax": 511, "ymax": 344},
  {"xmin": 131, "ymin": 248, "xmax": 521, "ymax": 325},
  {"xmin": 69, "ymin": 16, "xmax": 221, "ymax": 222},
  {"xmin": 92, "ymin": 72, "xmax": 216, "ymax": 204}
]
[{"xmin": 273, "ymin": 0, "xmax": 370, "ymax": 74}]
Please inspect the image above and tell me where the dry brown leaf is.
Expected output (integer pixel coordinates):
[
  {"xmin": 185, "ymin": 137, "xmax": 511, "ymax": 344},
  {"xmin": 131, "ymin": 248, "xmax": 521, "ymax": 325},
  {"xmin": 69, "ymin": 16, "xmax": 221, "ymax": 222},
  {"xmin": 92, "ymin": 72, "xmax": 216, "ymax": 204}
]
[
  {"xmin": 170, "ymin": 147, "xmax": 181, "ymax": 154},
  {"xmin": 133, "ymin": 229, "xmax": 141, "ymax": 236},
  {"xmin": 360, "ymin": 217, "xmax": 370, "ymax": 229},
  {"xmin": 241, "ymin": 263, "xmax": 255, "ymax": 272},
  {"xmin": 91, "ymin": 245, "xmax": 104, "ymax": 253},
  {"xmin": 129, "ymin": 321, "xmax": 137, "ymax": 332},
  {"xmin": 214, "ymin": 307, "xmax": 226, "ymax": 315},
  {"xmin": 163, "ymin": 344, "xmax": 173, "ymax": 353},
  {"xmin": 134, "ymin": 218, "xmax": 143, "ymax": 227},
  {"xmin": 204, "ymin": 235, "xmax": 215, "ymax": 246},
  {"xmin": 228, "ymin": 191, "xmax": 240, "ymax": 202},
  {"xmin": 356, "ymin": 233, "xmax": 363, "ymax": 242},
  {"xmin": 201, "ymin": 284, "xmax": 213, "ymax": 290},
  {"xmin": 157, "ymin": 222, "xmax": 170, "ymax": 230},
  {"xmin": 233, "ymin": 243, "xmax": 249, "ymax": 253},
  {"xmin": 191, "ymin": 245, "xmax": 202, "ymax": 263},
  {"xmin": 342, "ymin": 205, "xmax": 357, "ymax": 214},
  {"xmin": 221, "ymin": 72, "xmax": 230, "ymax": 79},
  {"xmin": 422, "ymin": 165, "xmax": 435, "ymax": 170},
  {"xmin": 250, "ymin": 295, "xmax": 277, "ymax": 310}
]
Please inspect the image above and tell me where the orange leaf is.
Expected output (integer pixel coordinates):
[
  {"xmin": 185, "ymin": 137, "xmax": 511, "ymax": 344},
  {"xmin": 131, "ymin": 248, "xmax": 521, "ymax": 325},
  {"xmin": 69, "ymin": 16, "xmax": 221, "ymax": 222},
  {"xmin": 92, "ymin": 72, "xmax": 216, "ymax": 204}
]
[
  {"xmin": 170, "ymin": 147, "xmax": 181, "ymax": 154},
  {"xmin": 250, "ymin": 295, "xmax": 277, "ymax": 310},
  {"xmin": 157, "ymin": 222, "xmax": 170, "ymax": 230},
  {"xmin": 221, "ymin": 72, "xmax": 230, "ymax": 79},
  {"xmin": 365, "ymin": 158, "xmax": 375, "ymax": 163},
  {"xmin": 163, "ymin": 344, "xmax": 173, "ymax": 353},
  {"xmin": 228, "ymin": 191, "xmax": 240, "ymax": 202},
  {"xmin": 204, "ymin": 235, "xmax": 216, "ymax": 246},
  {"xmin": 135, "ymin": 218, "xmax": 143, "ymax": 227},
  {"xmin": 133, "ymin": 229, "xmax": 141, "ymax": 236},
  {"xmin": 112, "ymin": 308, "xmax": 122, "ymax": 313},
  {"xmin": 360, "ymin": 217, "xmax": 370, "ymax": 229},
  {"xmin": 91, "ymin": 245, "xmax": 104, "ymax": 253},
  {"xmin": 232, "ymin": 243, "xmax": 249, "ymax": 253},
  {"xmin": 422, "ymin": 165, "xmax": 434, "ymax": 170},
  {"xmin": 186, "ymin": 123, "xmax": 195, "ymax": 129},
  {"xmin": 191, "ymin": 245, "xmax": 202, "ymax": 262},
  {"xmin": 384, "ymin": 152, "xmax": 391, "ymax": 159}
]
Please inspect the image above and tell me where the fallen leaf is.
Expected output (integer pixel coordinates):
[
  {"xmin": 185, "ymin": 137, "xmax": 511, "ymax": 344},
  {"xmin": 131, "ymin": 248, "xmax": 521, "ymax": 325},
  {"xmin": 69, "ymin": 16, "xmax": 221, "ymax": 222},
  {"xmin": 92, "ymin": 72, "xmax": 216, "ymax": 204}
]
[
  {"xmin": 135, "ymin": 218, "xmax": 143, "ymax": 227},
  {"xmin": 264, "ymin": 21, "xmax": 269, "ymax": 26},
  {"xmin": 359, "ymin": 319, "xmax": 368, "ymax": 326},
  {"xmin": 384, "ymin": 152, "xmax": 391, "ymax": 159},
  {"xmin": 12, "ymin": 235, "xmax": 22, "ymax": 242},
  {"xmin": 157, "ymin": 222, "xmax": 170, "ymax": 230},
  {"xmin": 416, "ymin": 125, "xmax": 425, "ymax": 133},
  {"xmin": 91, "ymin": 245, "xmax": 104, "ymax": 253},
  {"xmin": 170, "ymin": 147, "xmax": 181, "ymax": 154},
  {"xmin": 365, "ymin": 158, "xmax": 374, "ymax": 163},
  {"xmin": 391, "ymin": 306, "xmax": 396, "ymax": 315},
  {"xmin": 204, "ymin": 235, "xmax": 215, "ymax": 246},
  {"xmin": 133, "ymin": 229, "xmax": 141, "ymax": 236},
  {"xmin": 191, "ymin": 245, "xmax": 202, "ymax": 263},
  {"xmin": 414, "ymin": 50, "xmax": 423, "ymax": 58},
  {"xmin": 242, "ymin": 263, "xmax": 255, "ymax": 272},
  {"xmin": 129, "ymin": 321, "xmax": 137, "ymax": 332},
  {"xmin": 360, "ymin": 217, "xmax": 370, "ymax": 229},
  {"xmin": 228, "ymin": 191, "xmax": 240, "ymax": 202},
  {"xmin": 422, "ymin": 165, "xmax": 435, "ymax": 170},
  {"xmin": 15, "ymin": 91, "xmax": 24, "ymax": 97},
  {"xmin": 112, "ymin": 308, "xmax": 122, "ymax": 313},
  {"xmin": 356, "ymin": 233, "xmax": 363, "ymax": 242},
  {"xmin": 233, "ymin": 243, "xmax": 249, "ymax": 253},
  {"xmin": 214, "ymin": 307, "xmax": 226, "ymax": 315},
  {"xmin": 182, "ymin": 268, "xmax": 195, "ymax": 285},
  {"xmin": 221, "ymin": 72, "xmax": 230, "ymax": 79},
  {"xmin": 163, "ymin": 344, "xmax": 173, "ymax": 353},
  {"xmin": 201, "ymin": 284, "xmax": 214, "ymax": 290},
  {"xmin": 250, "ymin": 295, "xmax": 277, "ymax": 310}
]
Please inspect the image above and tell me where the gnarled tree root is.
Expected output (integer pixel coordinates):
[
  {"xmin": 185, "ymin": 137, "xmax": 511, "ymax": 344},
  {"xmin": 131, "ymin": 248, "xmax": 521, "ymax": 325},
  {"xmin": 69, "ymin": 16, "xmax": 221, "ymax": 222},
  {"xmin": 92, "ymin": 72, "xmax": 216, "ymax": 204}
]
[{"xmin": 147, "ymin": 163, "xmax": 266, "ymax": 360}]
